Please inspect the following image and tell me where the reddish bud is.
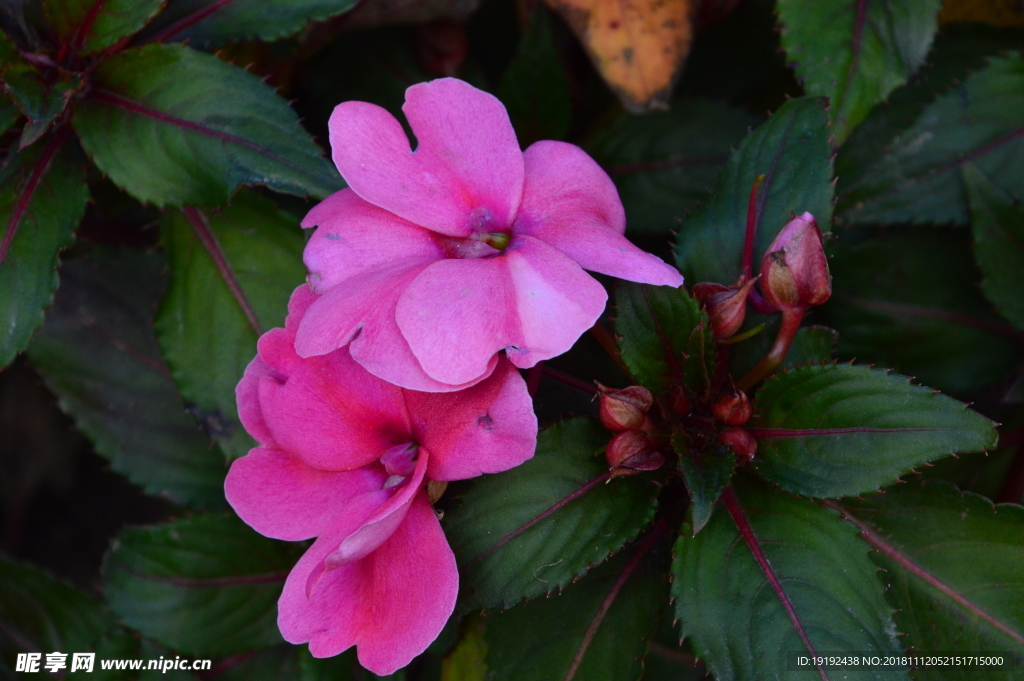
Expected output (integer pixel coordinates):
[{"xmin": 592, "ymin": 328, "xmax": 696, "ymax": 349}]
[
  {"xmin": 669, "ymin": 386, "xmax": 692, "ymax": 416},
  {"xmin": 718, "ymin": 427, "xmax": 757, "ymax": 460},
  {"xmin": 692, "ymin": 276, "xmax": 757, "ymax": 339},
  {"xmin": 758, "ymin": 212, "xmax": 831, "ymax": 312},
  {"xmin": 711, "ymin": 391, "xmax": 752, "ymax": 426},
  {"xmin": 597, "ymin": 384, "xmax": 653, "ymax": 433},
  {"xmin": 606, "ymin": 430, "xmax": 665, "ymax": 471}
]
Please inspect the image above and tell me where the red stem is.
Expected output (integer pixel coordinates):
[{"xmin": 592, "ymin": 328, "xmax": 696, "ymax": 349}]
[
  {"xmin": 741, "ymin": 174, "xmax": 766, "ymax": 281},
  {"xmin": 826, "ymin": 500, "xmax": 1024, "ymax": 647},
  {"xmin": 0, "ymin": 127, "xmax": 71, "ymax": 266},
  {"xmin": 722, "ymin": 487, "xmax": 828, "ymax": 681},
  {"xmin": 589, "ymin": 322, "xmax": 630, "ymax": 374},
  {"xmin": 181, "ymin": 208, "xmax": 263, "ymax": 336},
  {"xmin": 71, "ymin": 0, "xmax": 108, "ymax": 53},
  {"xmin": 542, "ymin": 366, "xmax": 598, "ymax": 395},
  {"xmin": 564, "ymin": 521, "xmax": 667, "ymax": 681},
  {"xmin": 527, "ymin": 361, "xmax": 544, "ymax": 397},
  {"xmin": 736, "ymin": 308, "xmax": 803, "ymax": 391},
  {"xmin": 146, "ymin": 0, "xmax": 236, "ymax": 43}
]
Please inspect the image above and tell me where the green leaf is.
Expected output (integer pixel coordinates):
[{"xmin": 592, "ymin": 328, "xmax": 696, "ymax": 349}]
[
  {"xmin": 139, "ymin": 0, "xmax": 358, "ymax": 46},
  {"xmin": 43, "ymin": 0, "xmax": 164, "ymax": 53},
  {"xmin": 781, "ymin": 324, "xmax": 836, "ymax": 370},
  {"xmin": 497, "ymin": 4, "xmax": 571, "ymax": 146},
  {"xmin": 749, "ymin": 363, "xmax": 998, "ymax": 498},
  {"xmin": 0, "ymin": 556, "xmax": 131, "ymax": 677},
  {"xmin": 671, "ymin": 478, "xmax": 905, "ymax": 681},
  {"xmin": 443, "ymin": 418, "xmax": 658, "ymax": 612},
  {"xmin": 614, "ymin": 282, "xmax": 715, "ymax": 396},
  {"xmin": 3, "ymin": 65, "xmax": 82, "ymax": 146},
  {"xmin": 0, "ymin": 93, "xmax": 19, "ymax": 136},
  {"xmin": 837, "ymin": 53, "xmax": 1024, "ymax": 225},
  {"xmin": 726, "ymin": 317, "xmax": 836, "ymax": 380},
  {"xmin": 103, "ymin": 513, "xmax": 302, "ymax": 657},
  {"xmin": 674, "ymin": 97, "xmax": 833, "ymax": 286},
  {"xmin": 441, "ymin": 617, "xmax": 487, "ymax": 681},
  {"xmin": 674, "ymin": 432, "xmax": 735, "ymax": 535},
  {"xmin": 777, "ymin": 0, "xmax": 940, "ymax": 145},
  {"xmin": 839, "ymin": 481, "xmax": 1024, "ymax": 679},
  {"xmin": 213, "ymin": 645, "xmax": 362, "ymax": 681},
  {"xmin": 28, "ymin": 247, "xmax": 228, "ymax": 509},
  {"xmin": 155, "ymin": 193, "xmax": 305, "ymax": 461},
  {"xmin": 964, "ymin": 163, "xmax": 1024, "ymax": 331},
  {"xmin": 586, "ymin": 98, "xmax": 757, "ymax": 235},
  {"xmin": 820, "ymin": 226, "xmax": 1024, "ymax": 394},
  {"xmin": 0, "ymin": 133, "xmax": 87, "ymax": 369},
  {"xmin": 484, "ymin": 528, "xmax": 670, "ymax": 681},
  {"xmin": 74, "ymin": 43, "xmax": 341, "ymax": 206}
]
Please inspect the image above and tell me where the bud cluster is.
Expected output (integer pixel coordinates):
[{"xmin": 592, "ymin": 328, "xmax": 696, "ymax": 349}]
[{"xmin": 598, "ymin": 385, "xmax": 665, "ymax": 474}]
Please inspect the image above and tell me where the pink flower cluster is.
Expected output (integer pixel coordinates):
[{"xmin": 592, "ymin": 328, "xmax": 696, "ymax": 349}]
[{"xmin": 225, "ymin": 78, "xmax": 683, "ymax": 675}]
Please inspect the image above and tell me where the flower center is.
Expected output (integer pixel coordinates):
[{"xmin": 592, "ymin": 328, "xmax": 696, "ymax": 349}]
[
  {"xmin": 381, "ymin": 442, "xmax": 418, "ymax": 488},
  {"xmin": 436, "ymin": 231, "xmax": 512, "ymax": 259}
]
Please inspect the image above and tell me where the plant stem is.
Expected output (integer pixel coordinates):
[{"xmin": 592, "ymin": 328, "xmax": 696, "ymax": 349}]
[
  {"xmin": 736, "ymin": 308, "xmax": 803, "ymax": 391},
  {"xmin": 741, "ymin": 174, "xmax": 766, "ymax": 281},
  {"xmin": 589, "ymin": 322, "xmax": 630, "ymax": 374}
]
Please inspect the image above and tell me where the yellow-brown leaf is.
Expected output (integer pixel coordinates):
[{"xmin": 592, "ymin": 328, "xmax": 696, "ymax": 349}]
[{"xmin": 543, "ymin": 0, "xmax": 695, "ymax": 113}]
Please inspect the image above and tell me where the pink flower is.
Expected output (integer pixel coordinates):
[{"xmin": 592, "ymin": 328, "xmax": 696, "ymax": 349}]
[
  {"xmin": 225, "ymin": 286, "xmax": 537, "ymax": 675},
  {"xmin": 295, "ymin": 77, "xmax": 684, "ymax": 391}
]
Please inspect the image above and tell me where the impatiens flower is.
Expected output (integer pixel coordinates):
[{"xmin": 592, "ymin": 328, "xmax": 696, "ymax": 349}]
[
  {"xmin": 295, "ymin": 77, "xmax": 684, "ymax": 391},
  {"xmin": 225, "ymin": 286, "xmax": 537, "ymax": 675}
]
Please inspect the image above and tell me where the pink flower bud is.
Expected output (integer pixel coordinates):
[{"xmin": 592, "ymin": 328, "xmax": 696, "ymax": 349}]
[
  {"xmin": 606, "ymin": 430, "xmax": 664, "ymax": 472},
  {"xmin": 718, "ymin": 427, "xmax": 757, "ymax": 460},
  {"xmin": 711, "ymin": 391, "xmax": 752, "ymax": 426},
  {"xmin": 758, "ymin": 212, "xmax": 831, "ymax": 312},
  {"xmin": 597, "ymin": 384, "xmax": 654, "ymax": 433},
  {"xmin": 692, "ymin": 276, "xmax": 757, "ymax": 339}
]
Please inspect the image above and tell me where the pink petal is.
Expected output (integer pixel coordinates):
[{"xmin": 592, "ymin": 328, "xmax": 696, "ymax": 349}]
[
  {"xmin": 224, "ymin": 446, "xmax": 386, "ymax": 541},
  {"xmin": 395, "ymin": 236, "xmax": 608, "ymax": 382},
  {"xmin": 302, "ymin": 189, "xmax": 444, "ymax": 294},
  {"xmin": 515, "ymin": 141, "xmax": 683, "ymax": 287},
  {"xmin": 279, "ymin": 492, "xmax": 457, "ymax": 676},
  {"xmin": 258, "ymin": 345, "xmax": 411, "ymax": 471},
  {"xmin": 284, "ymin": 285, "xmax": 319, "ymax": 332},
  {"xmin": 235, "ymin": 353, "xmax": 278, "ymax": 446},
  {"xmin": 328, "ymin": 78, "xmax": 523, "ymax": 237},
  {"xmin": 295, "ymin": 264, "xmax": 492, "ymax": 391},
  {"xmin": 405, "ymin": 358, "xmax": 537, "ymax": 481}
]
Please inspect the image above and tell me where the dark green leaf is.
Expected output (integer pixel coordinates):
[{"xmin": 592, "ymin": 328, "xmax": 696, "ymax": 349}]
[
  {"xmin": 28, "ymin": 247, "xmax": 228, "ymax": 509},
  {"xmin": 0, "ymin": 556, "xmax": 117, "ymax": 663},
  {"xmin": 74, "ymin": 43, "xmax": 341, "ymax": 206},
  {"xmin": 674, "ymin": 97, "xmax": 833, "ymax": 286},
  {"xmin": 820, "ymin": 226, "xmax": 1024, "ymax": 394},
  {"xmin": 0, "ymin": 133, "xmax": 86, "ymax": 368},
  {"xmin": 155, "ymin": 193, "xmax": 305, "ymax": 461},
  {"xmin": 835, "ymin": 24, "xmax": 1024, "ymax": 198},
  {"xmin": 674, "ymin": 433, "xmax": 735, "ymax": 535},
  {"xmin": 964, "ymin": 163, "xmax": 1024, "ymax": 331},
  {"xmin": 672, "ymin": 477, "xmax": 905, "ymax": 681},
  {"xmin": 781, "ymin": 324, "xmax": 836, "ymax": 369},
  {"xmin": 497, "ymin": 4, "xmax": 570, "ymax": 146},
  {"xmin": 586, "ymin": 98, "xmax": 757, "ymax": 235},
  {"xmin": 749, "ymin": 363, "xmax": 998, "ymax": 498},
  {"xmin": 837, "ymin": 53, "xmax": 1024, "ymax": 225},
  {"xmin": 0, "ymin": 94, "xmax": 18, "ymax": 136},
  {"xmin": 484, "ymin": 528, "xmax": 669, "ymax": 681},
  {"xmin": 840, "ymin": 481, "xmax": 1024, "ymax": 679},
  {"xmin": 777, "ymin": 0, "xmax": 940, "ymax": 145},
  {"xmin": 2, "ymin": 65, "xmax": 81, "ymax": 146},
  {"xmin": 44, "ymin": 0, "xmax": 164, "ymax": 53},
  {"xmin": 443, "ymin": 418, "xmax": 658, "ymax": 611},
  {"xmin": 103, "ymin": 513, "xmax": 302, "ymax": 657},
  {"xmin": 726, "ymin": 317, "xmax": 836, "ymax": 380},
  {"xmin": 139, "ymin": 0, "xmax": 358, "ymax": 46},
  {"xmin": 614, "ymin": 282, "xmax": 715, "ymax": 395}
]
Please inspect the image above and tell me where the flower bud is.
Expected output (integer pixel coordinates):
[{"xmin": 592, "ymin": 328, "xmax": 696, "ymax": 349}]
[
  {"xmin": 597, "ymin": 384, "xmax": 653, "ymax": 433},
  {"xmin": 670, "ymin": 386, "xmax": 692, "ymax": 416},
  {"xmin": 758, "ymin": 212, "xmax": 831, "ymax": 312},
  {"xmin": 711, "ymin": 391, "xmax": 752, "ymax": 426},
  {"xmin": 718, "ymin": 427, "xmax": 757, "ymax": 461},
  {"xmin": 606, "ymin": 430, "xmax": 664, "ymax": 471},
  {"xmin": 692, "ymin": 276, "xmax": 757, "ymax": 339}
]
